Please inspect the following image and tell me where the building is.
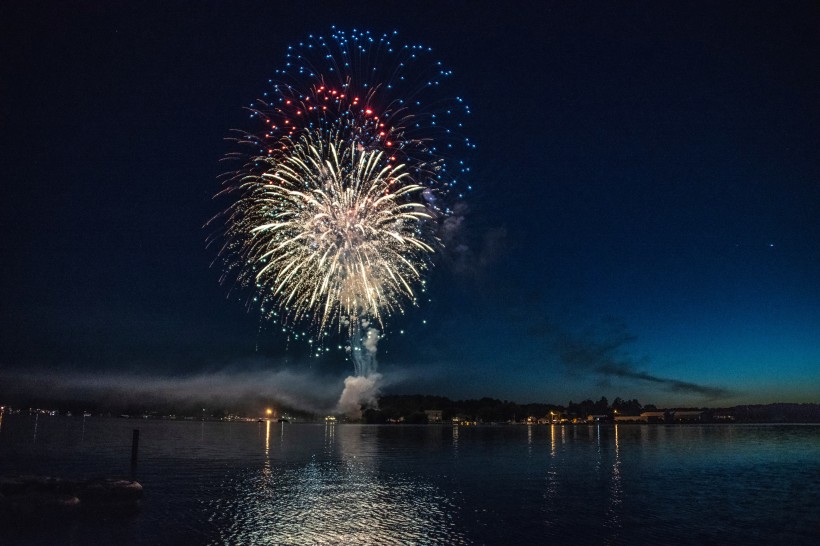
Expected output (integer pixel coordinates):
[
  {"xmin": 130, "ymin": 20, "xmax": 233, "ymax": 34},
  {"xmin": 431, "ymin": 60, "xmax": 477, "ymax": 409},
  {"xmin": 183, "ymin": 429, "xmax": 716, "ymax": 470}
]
[
  {"xmin": 625, "ymin": 410, "xmax": 705, "ymax": 423},
  {"xmin": 672, "ymin": 410, "xmax": 703, "ymax": 422},
  {"xmin": 640, "ymin": 411, "xmax": 667, "ymax": 423},
  {"xmin": 615, "ymin": 414, "xmax": 646, "ymax": 423},
  {"xmin": 424, "ymin": 410, "xmax": 443, "ymax": 423}
]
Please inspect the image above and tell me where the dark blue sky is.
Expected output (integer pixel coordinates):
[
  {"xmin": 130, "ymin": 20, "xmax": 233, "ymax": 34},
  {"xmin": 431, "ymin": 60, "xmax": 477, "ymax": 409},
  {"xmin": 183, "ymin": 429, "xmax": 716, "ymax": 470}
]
[{"xmin": 2, "ymin": 1, "xmax": 818, "ymax": 407}]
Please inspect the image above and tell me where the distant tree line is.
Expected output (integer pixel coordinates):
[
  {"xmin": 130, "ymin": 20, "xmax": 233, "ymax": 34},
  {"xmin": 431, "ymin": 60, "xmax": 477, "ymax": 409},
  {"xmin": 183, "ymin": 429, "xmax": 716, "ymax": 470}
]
[
  {"xmin": 715, "ymin": 403, "xmax": 820, "ymax": 423},
  {"xmin": 370, "ymin": 395, "xmax": 654, "ymax": 424},
  {"xmin": 369, "ymin": 395, "xmax": 564, "ymax": 424},
  {"xmin": 5, "ymin": 391, "xmax": 819, "ymax": 423},
  {"xmin": 367, "ymin": 395, "xmax": 820, "ymax": 424}
]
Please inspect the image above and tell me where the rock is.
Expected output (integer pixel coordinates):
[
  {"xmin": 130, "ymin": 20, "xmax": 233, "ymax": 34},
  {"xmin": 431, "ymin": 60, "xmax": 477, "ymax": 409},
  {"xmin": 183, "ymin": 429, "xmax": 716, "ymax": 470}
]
[
  {"xmin": 0, "ymin": 475, "xmax": 142, "ymax": 518},
  {"xmin": 77, "ymin": 478, "xmax": 143, "ymax": 504},
  {"xmin": 2, "ymin": 491, "xmax": 81, "ymax": 517},
  {"xmin": 0, "ymin": 476, "xmax": 31, "ymax": 495}
]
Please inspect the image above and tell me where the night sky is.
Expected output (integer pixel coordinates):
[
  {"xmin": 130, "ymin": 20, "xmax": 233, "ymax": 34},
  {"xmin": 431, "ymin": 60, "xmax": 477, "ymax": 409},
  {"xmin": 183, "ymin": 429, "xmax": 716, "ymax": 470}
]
[{"xmin": 2, "ymin": 1, "xmax": 818, "ymax": 409}]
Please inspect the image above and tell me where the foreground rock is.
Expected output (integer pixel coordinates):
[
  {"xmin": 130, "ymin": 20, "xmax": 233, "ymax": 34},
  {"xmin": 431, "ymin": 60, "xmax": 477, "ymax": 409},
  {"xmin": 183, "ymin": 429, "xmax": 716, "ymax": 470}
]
[{"xmin": 0, "ymin": 475, "xmax": 142, "ymax": 517}]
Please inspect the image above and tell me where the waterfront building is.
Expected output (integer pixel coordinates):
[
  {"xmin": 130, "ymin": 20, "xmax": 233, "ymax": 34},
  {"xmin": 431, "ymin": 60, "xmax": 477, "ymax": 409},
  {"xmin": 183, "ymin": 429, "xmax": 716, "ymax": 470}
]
[{"xmin": 424, "ymin": 410, "xmax": 443, "ymax": 423}]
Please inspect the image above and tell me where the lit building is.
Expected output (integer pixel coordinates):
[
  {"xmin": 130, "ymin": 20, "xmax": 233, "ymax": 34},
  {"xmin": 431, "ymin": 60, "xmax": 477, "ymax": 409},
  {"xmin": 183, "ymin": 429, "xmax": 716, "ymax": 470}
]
[{"xmin": 424, "ymin": 410, "xmax": 443, "ymax": 423}]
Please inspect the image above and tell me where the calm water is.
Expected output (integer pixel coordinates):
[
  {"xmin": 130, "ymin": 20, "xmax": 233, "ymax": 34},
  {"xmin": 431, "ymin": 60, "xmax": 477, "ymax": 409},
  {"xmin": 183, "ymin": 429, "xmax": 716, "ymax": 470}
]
[{"xmin": 0, "ymin": 415, "xmax": 818, "ymax": 545}]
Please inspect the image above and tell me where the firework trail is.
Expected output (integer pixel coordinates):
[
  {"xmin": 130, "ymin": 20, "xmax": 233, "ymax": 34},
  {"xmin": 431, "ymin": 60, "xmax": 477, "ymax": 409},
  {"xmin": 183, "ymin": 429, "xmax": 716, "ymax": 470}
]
[{"xmin": 210, "ymin": 28, "xmax": 472, "ymax": 391}]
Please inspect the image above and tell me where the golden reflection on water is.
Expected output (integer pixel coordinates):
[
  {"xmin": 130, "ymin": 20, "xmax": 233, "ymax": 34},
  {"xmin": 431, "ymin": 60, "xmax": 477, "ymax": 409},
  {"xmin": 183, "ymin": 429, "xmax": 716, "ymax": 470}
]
[
  {"xmin": 543, "ymin": 424, "xmax": 559, "ymax": 527},
  {"xmin": 264, "ymin": 419, "xmax": 270, "ymax": 458},
  {"xmin": 606, "ymin": 424, "xmax": 623, "ymax": 539},
  {"xmin": 544, "ymin": 423, "xmax": 625, "ymax": 537},
  {"xmin": 260, "ymin": 420, "xmax": 272, "ymax": 487}
]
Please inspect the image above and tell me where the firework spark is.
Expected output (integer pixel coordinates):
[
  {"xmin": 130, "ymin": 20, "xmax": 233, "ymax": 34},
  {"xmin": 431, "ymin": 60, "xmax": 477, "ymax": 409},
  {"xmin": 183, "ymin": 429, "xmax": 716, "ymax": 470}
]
[
  {"xmin": 210, "ymin": 28, "xmax": 471, "ymax": 363},
  {"xmin": 230, "ymin": 131, "xmax": 434, "ymax": 334}
]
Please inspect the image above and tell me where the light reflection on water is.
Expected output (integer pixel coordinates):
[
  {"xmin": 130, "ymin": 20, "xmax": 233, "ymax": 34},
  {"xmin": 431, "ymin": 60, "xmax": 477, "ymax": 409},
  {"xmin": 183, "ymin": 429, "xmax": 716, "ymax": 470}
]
[
  {"xmin": 605, "ymin": 424, "xmax": 623, "ymax": 543},
  {"xmin": 1, "ymin": 417, "xmax": 819, "ymax": 545},
  {"xmin": 207, "ymin": 422, "xmax": 465, "ymax": 545}
]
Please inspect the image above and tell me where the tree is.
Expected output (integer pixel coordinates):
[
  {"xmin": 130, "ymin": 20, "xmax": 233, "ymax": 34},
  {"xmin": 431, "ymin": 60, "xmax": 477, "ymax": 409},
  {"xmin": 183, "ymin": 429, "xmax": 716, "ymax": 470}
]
[{"xmin": 612, "ymin": 397, "xmax": 643, "ymax": 415}]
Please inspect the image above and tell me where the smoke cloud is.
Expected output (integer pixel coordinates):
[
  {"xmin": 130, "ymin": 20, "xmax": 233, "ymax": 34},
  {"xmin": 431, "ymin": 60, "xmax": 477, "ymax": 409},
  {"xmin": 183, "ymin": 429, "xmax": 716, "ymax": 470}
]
[
  {"xmin": 338, "ymin": 324, "xmax": 383, "ymax": 418},
  {"xmin": 363, "ymin": 328, "xmax": 380, "ymax": 354},
  {"xmin": 439, "ymin": 201, "xmax": 507, "ymax": 278},
  {"xmin": 548, "ymin": 319, "xmax": 733, "ymax": 400},
  {"xmin": 0, "ymin": 365, "xmax": 347, "ymax": 415},
  {"xmin": 336, "ymin": 373, "xmax": 383, "ymax": 419},
  {"xmin": 348, "ymin": 324, "xmax": 381, "ymax": 377}
]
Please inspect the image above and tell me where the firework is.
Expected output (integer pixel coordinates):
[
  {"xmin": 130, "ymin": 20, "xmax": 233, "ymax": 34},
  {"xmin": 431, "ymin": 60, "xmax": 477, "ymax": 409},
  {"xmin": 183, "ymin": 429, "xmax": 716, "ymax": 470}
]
[{"xmin": 211, "ymin": 28, "xmax": 472, "ymax": 353}]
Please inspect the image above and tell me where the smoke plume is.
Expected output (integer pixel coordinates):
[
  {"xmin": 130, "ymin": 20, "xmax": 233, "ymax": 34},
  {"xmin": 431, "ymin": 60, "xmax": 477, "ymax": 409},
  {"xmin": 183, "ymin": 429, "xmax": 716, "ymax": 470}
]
[
  {"xmin": 336, "ymin": 373, "xmax": 383, "ymax": 419},
  {"xmin": 338, "ymin": 324, "xmax": 383, "ymax": 418},
  {"xmin": 546, "ymin": 318, "xmax": 733, "ymax": 400}
]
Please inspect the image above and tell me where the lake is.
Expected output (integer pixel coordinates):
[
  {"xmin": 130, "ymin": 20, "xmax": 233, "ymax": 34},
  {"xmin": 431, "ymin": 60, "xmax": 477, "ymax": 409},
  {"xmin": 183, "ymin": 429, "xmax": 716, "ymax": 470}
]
[{"xmin": 1, "ymin": 415, "xmax": 819, "ymax": 545}]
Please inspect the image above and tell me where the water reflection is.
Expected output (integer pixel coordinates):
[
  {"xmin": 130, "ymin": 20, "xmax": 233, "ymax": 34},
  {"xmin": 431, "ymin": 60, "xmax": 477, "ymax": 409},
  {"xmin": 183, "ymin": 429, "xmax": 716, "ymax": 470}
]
[
  {"xmin": 605, "ymin": 425, "xmax": 623, "ymax": 542},
  {"xmin": 259, "ymin": 420, "xmax": 272, "ymax": 489},
  {"xmin": 527, "ymin": 424, "xmax": 533, "ymax": 456},
  {"xmin": 209, "ymin": 425, "xmax": 464, "ymax": 544},
  {"xmin": 542, "ymin": 424, "xmax": 627, "ymax": 540},
  {"xmin": 264, "ymin": 419, "xmax": 271, "ymax": 457},
  {"xmin": 324, "ymin": 419, "xmax": 335, "ymax": 456},
  {"xmin": 2, "ymin": 417, "xmax": 819, "ymax": 544},
  {"xmin": 595, "ymin": 424, "xmax": 601, "ymax": 472},
  {"xmin": 544, "ymin": 424, "xmax": 559, "ymax": 522}
]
